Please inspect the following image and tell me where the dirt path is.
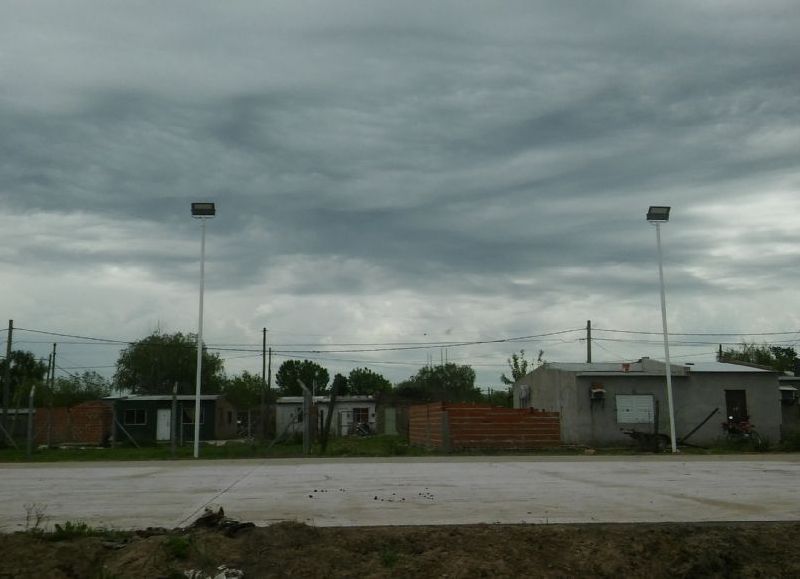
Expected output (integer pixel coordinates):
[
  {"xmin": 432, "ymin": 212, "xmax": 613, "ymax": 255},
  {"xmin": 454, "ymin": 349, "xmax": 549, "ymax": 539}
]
[{"xmin": 2, "ymin": 520, "xmax": 799, "ymax": 578}]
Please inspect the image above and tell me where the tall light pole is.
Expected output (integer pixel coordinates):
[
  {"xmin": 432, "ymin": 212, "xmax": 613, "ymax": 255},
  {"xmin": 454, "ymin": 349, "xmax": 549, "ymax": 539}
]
[
  {"xmin": 191, "ymin": 202, "xmax": 216, "ymax": 458},
  {"xmin": 647, "ymin": 205, "xmax": 677, "ymax": 453}
]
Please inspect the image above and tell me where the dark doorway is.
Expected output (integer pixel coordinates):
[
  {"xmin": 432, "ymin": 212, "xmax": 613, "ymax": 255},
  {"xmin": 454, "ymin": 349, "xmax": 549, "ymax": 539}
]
[{"xmin": 725, "ymin": 390, "xmax": 748, "ymax": 420}]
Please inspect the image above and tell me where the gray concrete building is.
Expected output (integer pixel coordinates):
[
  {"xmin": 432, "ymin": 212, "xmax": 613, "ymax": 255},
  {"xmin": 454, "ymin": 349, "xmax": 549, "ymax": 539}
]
[{"xmin": 513, "ymin": 358, "xmax": 781, "ymax": 447}]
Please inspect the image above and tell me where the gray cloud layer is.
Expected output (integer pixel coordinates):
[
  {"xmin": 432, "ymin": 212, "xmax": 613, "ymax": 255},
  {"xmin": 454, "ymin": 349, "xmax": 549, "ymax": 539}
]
[{"xmin": 2, "ymin": 1, "xmax": 799, "ymax": 384}]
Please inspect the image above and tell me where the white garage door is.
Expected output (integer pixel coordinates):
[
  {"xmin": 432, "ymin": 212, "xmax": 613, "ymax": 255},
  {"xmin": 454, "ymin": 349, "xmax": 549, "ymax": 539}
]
[{"xmin": 616, "ymin": 395, "xmax": 654, "ymax": 424}]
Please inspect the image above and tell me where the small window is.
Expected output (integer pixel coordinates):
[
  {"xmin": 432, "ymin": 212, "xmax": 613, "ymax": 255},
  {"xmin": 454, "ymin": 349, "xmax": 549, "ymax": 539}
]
[
  {"xmin": 124, "ymin": 409, "xmax": 146, "ymax": 426},
  {"xmin": 352, "ymin": 407, "xmax": 369, "ymax": 423},
  {"xmin": 616, "ymin": 395, "xmax": 654, "ymax": 424}
]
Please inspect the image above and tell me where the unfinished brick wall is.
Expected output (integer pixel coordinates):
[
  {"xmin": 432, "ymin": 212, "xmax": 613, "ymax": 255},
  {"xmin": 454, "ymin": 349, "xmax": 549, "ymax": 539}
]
[
  {"xmin": 409, "ymin": 402, "xmax": 560, "ymax": 450},
  {"xmin": 34, "ymin": 401, "xmax": 113, "ymax": 446}
]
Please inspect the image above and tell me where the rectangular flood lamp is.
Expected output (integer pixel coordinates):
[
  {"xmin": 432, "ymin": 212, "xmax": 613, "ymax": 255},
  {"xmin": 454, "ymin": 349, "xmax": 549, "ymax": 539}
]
[
  {"xmin": 191, "ymin": 202, "xmax": 216, "ymax": 217},
  {"xmin": 646, "ymin": 206, "xmax": 670, "ymax": 222}
]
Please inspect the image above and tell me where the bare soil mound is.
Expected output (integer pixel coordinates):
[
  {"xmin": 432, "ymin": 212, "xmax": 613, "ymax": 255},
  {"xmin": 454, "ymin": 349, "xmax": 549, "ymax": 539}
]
[{"xmin": 1, "ymin": 520, "xmax": 798, "ymax": 578}]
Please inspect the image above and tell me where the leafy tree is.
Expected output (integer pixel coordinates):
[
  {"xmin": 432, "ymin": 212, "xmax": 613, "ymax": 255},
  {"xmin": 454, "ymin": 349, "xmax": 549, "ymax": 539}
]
[
  {"xmin": 114, "ymin": 331, "xmax": 224, "ymax": 395},
  {"xmin": 222, "ymin": 371, "xmax": 271, "ymax": 410},
  {"xmin": 500, "ymin": 350, "xmax": 531, "ymax": 385},
  {"xmin": 348, "ymin": 367, "xmax": 392, "ymax": 396},
  {"xmin": 330, "ymin": 373, "xmax": 350, "ymax": 396},
  {"xmin": 720, "ymin": 343, "xmax": 798, "ymax": 373},
  {"xmin": 0, "ymin": 350, "xmax": 48, "ymax": 405},
  {"xmin": 395, "ymin": 363, "xmax": 482, "ymax": 402},
  {"xmin": 39, "ymin": 371, "xmax": 111, "ymax": 407},
  {"xmin": 275, "ymin": 359, "xmax": 329, "ymax": 396}
]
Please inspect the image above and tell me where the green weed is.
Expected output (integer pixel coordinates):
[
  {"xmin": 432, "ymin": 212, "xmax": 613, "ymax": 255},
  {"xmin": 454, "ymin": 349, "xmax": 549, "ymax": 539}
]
[{"xmin": 163, "ymin": 535, "xmax": 191, "ymax": 559}]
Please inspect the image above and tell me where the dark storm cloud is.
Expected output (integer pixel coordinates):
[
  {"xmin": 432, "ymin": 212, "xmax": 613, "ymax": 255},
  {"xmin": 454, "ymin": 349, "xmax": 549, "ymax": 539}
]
[{"xmin": 2, "ymin": 1, "xmax": 800, "ymax": 384}]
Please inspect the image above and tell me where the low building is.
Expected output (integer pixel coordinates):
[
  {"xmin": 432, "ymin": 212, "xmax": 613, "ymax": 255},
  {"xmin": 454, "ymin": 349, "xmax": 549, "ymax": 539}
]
[
  {"xmin": 779, "ymin": 375, "xmax": 800, "ymax": 438},
  {"xmin": 513, "ymin": 358, "xmax": 781, "ymax": 446},
  {"xmin": 275, "ymin": 395, "xmax": 376, "ymax": 438},
  {"xmin": 110, "ymin": 394, "xmax": 238, "ymax": 445}
]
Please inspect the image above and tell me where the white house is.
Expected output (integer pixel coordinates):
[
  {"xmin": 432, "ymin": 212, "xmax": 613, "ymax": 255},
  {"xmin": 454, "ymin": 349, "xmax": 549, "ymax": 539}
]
[{"xmin": 275, "ymin": 395, "xmax": 377, "ymax": 437}]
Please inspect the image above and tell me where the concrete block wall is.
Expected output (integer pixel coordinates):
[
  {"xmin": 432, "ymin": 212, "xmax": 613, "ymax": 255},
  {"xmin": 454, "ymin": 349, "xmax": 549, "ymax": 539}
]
[
  {"xmin": 409, "ymin": 402, "xmax": 560, "ymax": 450},
  {"xmin": 35, "ymin": 401, "xmax": 112, "ymax": 445}
]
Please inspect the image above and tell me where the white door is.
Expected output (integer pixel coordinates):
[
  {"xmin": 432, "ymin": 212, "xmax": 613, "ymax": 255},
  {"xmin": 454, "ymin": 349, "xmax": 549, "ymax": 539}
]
[{"xmin": 156, "ymin": 408, "xmax": 171, "ymax": 441}]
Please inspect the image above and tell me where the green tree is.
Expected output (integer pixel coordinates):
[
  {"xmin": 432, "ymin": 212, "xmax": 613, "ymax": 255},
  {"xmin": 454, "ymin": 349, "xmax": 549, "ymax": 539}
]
[
  {"xmin": 330, "ymin": 373, "xmax": 350, "ymax": 396},
  {"xmin": 348, "ymin": 367, "xmax": 392, "ymax": 396},
  {"xmin": 114, "ymin": 331, "xmax": 224, "ymax": 395},
  {"xmin": 395, "ymin": 363, "xmax": 481, "ymax": 402},
  {"xmin": 222, "ymin": 370, "xmax": 270, "ymax": 410},
  {"xmin": 275, "ymin": 359, "xmax": 329, "ymax": 396},
  {"xmin": 0, "ymin": 350, "xmax": 48, "ymax": 406},
  {"xmin": 720, "ymin": 343, "xmax": 797, "ymax": 373},
  {"xmin": 40, "ymin": 371, "xmax": 111, "ymax": 407}
]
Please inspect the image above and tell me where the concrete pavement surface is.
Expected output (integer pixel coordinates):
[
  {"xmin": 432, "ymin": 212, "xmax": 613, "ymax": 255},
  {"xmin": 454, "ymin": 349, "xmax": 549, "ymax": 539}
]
[{"xmin": 1, "ymin": 455, "xmax": 799, "ymax": 531}]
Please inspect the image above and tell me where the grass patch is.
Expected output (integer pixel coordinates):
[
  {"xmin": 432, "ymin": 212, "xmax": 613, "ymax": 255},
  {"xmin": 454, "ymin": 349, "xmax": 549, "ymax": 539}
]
[
  {"xmin": 380, "ymin": 547, "xmax": 400, "ymax": 568},
  {"xmin": 0, "ymin": 436, "xmax": 434, "ymax": 462},
  {"xmin": 163, "ymin": 535, "xmax": 191, "ymax": 559},
  {"xmin": 3, "ymin": 434, "xmax": 795, "ymax": 463},
  {"xmin": 50, "ymin": 521, "xmax": 96, "ymax": 540}
]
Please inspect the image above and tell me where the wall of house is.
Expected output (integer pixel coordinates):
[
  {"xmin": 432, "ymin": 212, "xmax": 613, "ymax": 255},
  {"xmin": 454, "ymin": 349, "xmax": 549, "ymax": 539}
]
[
  {"xmin": 523, "ymin": 370, "xmax": 781, "ymax": 446},
  {"xmin": 517, "ymin": 368, "xmax": 580, "ymax": 444},
  {"xmin": 276, "ymin": 401, "xmax": 376, "ymax": 438},
  {"xmin": 114, "ymin": 400, "xmax": 217, "ymax": 444},
  {"xmin": 570, "ymin": 375, "xmax": 676, "ymax": 446},
  {"xmin": 781, "ymin": 402, "xmax": 800, "ymax": 438},
  {"xmin": 676, "ymin": 372, "xmax": 781, "ymax": 444},
  {"xmin": 214, "ymin": 399, "xmax": 239, "ymax": 439},
  {"xmin": 409, "ymin": 402, "xmax": 560, "ymax": 450},
  {"xmin": 275, "ymin": 403, "xmax": 303, "ymax": 437},
  {"xmin": 34, "ymin": 401, "xmax": 112, "ymax": 446}
]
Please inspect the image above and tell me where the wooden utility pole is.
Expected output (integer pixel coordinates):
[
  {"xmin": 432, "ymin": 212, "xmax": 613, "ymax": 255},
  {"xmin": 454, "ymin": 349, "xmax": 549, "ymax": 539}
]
[
  {"xmin": 586, "ymin": 320, "xmax": 592, "ymax": 363},
  {"xmin": 3, "ymin": 320, "xmax": 12, "ymax": 430},
  {"xmin": 267, "ymin": 347, "xmax": 272, "ymax": 392}
]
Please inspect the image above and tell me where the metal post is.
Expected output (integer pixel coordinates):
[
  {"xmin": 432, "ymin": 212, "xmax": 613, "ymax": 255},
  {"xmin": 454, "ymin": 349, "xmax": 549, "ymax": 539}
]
[
  {"xmin": 3, "ymin": 319, "xmax": 12, "ymax": 432},
  {"xmin": 193, "ymin": 218, "xmax": 207, "ymax": 458},
  {"xmin": 171, "ymin": 381, "xmax": 177, "ymax": 458},
  {"xmin": 586, "ymin": 320, "xmax": 592, "ymax": 363},
  {"xmin": 655, "ymin": 222, "xmax": 678, "ymax": 453},
  {"xmin": 26, "ymin": 384, "xmax": 35, "ymax": 458},
  {"xmin": 298, "ymin": 380, "xmax": 312, "ymax": 455},
  {"xmin": 261, "ymin": 327, "xmax": 266, "ymax": 441}
]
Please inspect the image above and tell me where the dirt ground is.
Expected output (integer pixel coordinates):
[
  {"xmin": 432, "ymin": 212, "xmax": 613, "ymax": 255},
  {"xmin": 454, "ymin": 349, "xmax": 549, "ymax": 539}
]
[{"xmin": 1, "ymin": 517, "xmax": 799, "ymax": 578}]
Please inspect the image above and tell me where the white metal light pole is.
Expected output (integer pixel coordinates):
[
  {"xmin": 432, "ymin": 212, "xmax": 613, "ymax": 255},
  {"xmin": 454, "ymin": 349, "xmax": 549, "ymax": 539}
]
[
  {"xmin": 191, "ymin": 202, "xmax": 216, "ymax": 458},
  {"xmin": 647, "ymin": 206, "xmax": 678, "ymax": 453}
]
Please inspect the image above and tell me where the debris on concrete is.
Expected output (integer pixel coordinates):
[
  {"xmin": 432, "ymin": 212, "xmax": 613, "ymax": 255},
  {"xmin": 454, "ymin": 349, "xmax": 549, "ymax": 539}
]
[
  {"xmin": 190, "ymin": 507, "xmax": 254, "ymax": 537},
  {"xmin": 184, "ymin": 564, "xmax": 244, "ymax": 578}
]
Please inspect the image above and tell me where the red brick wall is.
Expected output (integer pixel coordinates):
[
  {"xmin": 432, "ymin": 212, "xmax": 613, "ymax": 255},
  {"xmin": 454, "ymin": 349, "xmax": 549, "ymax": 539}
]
[
  {"xmin": 34, "ymin": 401, "xmax": 112, "ymax": 445},
  {"xmin": 409, "ymin": 402, "xmax": 560, "ymax": 450},
  {"xmin": 409, "ymin": 403, "xmax": 446, "ymax": 447}
]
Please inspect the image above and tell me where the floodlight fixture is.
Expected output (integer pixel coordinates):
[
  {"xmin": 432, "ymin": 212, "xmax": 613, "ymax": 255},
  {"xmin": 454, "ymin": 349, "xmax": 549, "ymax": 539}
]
[
  {"xmin": 646, "ymin": 206, "xmax": 670, "ymax": 222},
  {"xmin": 191, "ymin": 202, "xmax": 216, "ymax": 217}
]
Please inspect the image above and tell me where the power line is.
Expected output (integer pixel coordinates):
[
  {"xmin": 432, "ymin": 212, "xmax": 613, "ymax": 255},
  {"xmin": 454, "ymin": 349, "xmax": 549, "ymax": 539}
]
[
  {"xmin": 593, "ymin": 327, "xmax": 800, "ymax": 337},
  {"xmin": 15, "ymin": 326, "xmax": 585, "ymax": 354}
]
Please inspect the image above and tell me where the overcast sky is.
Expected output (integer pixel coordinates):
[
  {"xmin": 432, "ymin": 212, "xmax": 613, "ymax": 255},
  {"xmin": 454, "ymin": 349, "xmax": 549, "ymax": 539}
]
[{"xmin": 2, "ymin": 1, "xmax": 799, "ymax": 388}]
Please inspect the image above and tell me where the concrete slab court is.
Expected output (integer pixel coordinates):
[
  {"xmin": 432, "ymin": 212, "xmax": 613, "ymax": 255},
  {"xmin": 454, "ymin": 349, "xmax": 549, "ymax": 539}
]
[{"xmin": 1, "ymin": 455, "xmax": 799, "ymax": 531}]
